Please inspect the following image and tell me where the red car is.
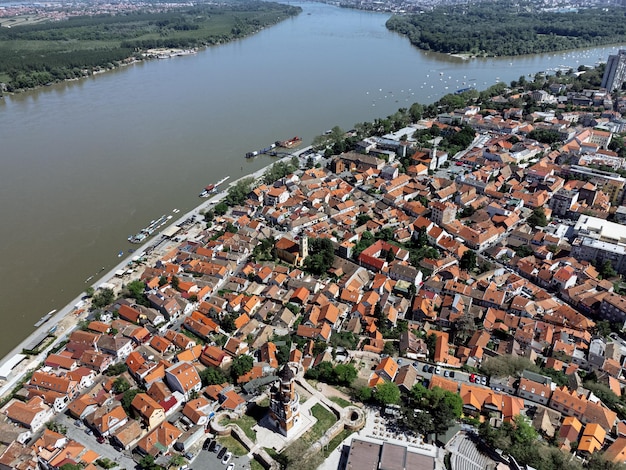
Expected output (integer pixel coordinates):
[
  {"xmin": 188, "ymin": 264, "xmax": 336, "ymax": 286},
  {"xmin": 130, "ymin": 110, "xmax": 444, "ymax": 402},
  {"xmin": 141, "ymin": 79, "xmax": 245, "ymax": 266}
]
[
  {"xmin": 469, "ymin": 373, "xmax": 476, "ymax": 383},
  {"xmin": 96, "ymin": 436, "xmax": 105, "ymax": 444}
]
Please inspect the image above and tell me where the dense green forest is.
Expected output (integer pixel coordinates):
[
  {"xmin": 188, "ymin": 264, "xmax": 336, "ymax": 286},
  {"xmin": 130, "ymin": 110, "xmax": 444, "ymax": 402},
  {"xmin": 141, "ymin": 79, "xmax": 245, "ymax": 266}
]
[
  {"xmin": 0, "ymin": 1, "xmax": 300, "ymax": 91},
  {"xmin": 387, "ymin": 1, "xmax": 626, "ymax": 57}
]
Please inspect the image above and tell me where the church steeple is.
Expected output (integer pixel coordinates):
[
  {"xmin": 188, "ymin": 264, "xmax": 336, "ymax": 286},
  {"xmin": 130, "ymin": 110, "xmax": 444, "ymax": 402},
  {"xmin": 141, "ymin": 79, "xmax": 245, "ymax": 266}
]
[{"xmin": 269, "ymin": 363, "xmax": 300, "ymax": 436}]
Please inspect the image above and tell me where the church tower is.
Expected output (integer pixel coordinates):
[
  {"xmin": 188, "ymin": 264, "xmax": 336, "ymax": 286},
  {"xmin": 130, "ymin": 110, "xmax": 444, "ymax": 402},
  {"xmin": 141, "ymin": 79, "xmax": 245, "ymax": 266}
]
[
  {"xmin": 298, "ymin": 236, "xmax": 308, "ymax": 267},
  {"xmin": 269, "ymin": 363, "xmax": 300, "ymax": 436}
]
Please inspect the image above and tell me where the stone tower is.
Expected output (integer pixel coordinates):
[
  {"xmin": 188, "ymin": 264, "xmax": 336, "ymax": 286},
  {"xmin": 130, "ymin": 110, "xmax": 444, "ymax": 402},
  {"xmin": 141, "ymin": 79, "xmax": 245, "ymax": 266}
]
[{"xmin": 269, "ymin": 363, "xmax": 300, "ymax": 436}]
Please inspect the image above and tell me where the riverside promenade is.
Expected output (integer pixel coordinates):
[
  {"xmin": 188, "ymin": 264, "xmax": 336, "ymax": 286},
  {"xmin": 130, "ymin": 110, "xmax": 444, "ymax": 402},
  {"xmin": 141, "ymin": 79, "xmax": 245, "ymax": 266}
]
[{"xmin": 0, "ymin": 148, "xmax": 310, "ymax": 400}]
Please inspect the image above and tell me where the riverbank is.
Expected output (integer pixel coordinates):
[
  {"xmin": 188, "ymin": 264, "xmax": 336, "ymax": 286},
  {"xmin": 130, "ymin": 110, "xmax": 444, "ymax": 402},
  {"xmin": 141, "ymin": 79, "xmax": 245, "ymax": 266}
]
[
  {"xmin": 0, "ymin": 2, "xmax": 301, "ymax": 94},
  {"xmin": 0, "ymin": 147, "xmax": 311, "ymax": 400}
]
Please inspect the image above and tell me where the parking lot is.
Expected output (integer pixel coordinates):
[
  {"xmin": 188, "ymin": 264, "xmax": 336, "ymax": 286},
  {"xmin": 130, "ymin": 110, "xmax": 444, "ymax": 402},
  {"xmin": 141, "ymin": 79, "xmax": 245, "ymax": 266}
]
[{"xmin": 189, "ymin": 438, "xmax": 252, "ymax": 470}]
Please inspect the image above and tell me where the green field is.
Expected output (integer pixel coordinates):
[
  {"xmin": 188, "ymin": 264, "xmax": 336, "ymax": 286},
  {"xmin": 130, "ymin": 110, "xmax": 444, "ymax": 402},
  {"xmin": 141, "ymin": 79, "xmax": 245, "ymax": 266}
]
[{"xmin": 0, "ymin": 1, "xmax": 301, "ymax": 91}]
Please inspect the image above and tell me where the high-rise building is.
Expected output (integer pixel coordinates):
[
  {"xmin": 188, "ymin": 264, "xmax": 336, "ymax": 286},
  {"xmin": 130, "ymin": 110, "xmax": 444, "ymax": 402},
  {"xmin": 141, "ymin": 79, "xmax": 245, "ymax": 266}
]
[{"xmin": 601, "ymin": 50, "xmax": 626, "ymax": 92}]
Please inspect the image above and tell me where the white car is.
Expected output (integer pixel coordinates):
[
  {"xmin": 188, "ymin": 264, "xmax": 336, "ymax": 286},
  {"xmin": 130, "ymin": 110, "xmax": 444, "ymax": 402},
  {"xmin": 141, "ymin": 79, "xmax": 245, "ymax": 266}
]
[
  {"xmin": 481, "ymin": 376, "xmax": 487, "ymax": 386},
  {"xmin": 226, "ymin": 464, "xmax": 234, "ymax": 470},
  {"xmin": 222, "ymin": 451, "xmax": 232, "ymax": 465},
  {"xmin": 435, "ymin": 366, "xmax": 441, "ymax": 375}
]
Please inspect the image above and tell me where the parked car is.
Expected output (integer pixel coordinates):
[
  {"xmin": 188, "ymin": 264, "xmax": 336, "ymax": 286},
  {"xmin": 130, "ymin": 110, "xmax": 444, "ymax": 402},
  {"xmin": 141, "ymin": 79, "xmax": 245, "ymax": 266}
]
[
  {"xmin": 209, "ymin": 441, "xmax": 218, "ymax": 453},
  {"xmin": 444, "ymin": 370, "xmax": 449, "ymax": 377},
  {"xmin": 469, "ymin": 374, "xmax": 476, "ymax": 383},
  {"xmin": 184, "ymin": 451, "xmax": 193, "ymax": 460},
  {"xmin": 74, "ymin": 420, "xmax": 83, "ymax": 427},
  {"xmin": 435, "ymin": 366, "xmax": 441, "ymax": 375},
  {"xmin": 481, "ymin": 376, "xmax": 487, "ymax": 386},
  {"xmin": 217, "ymin": 447, "xmax": 227, "ymax": 459},
  {"xmin": 422, "ymin": 365, "xmax": 429, "ymax": 372},
  {"xmin": 221, "ymin": 451, "xmax": 232, "ymax": 465},
  {"xmin": 84, "ymin": 428, "xmax": 93, "ymax": 436},
  {"xmin": 428, "ymin": 366, "xmax": 434, "ymax": 373},
  {"xmin": 449, "ymin": 371, "xmax": 455, "ymax": 378},
  {"xmin": 226, "ymin": 464, "xmax": 234, "ymax": 470},
  {"xmin": 96, "ymin": 436, "xmax": 105, "ymax": 444},
  {"xmin": 203, "ymin": 438, "xmax": 213, "ymax": 451}
]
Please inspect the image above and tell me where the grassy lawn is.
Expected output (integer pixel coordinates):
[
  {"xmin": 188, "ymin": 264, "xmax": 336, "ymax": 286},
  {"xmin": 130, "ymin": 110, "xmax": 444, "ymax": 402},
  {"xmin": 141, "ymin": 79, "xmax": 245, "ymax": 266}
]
[
  {"xmin": 250, "ymin": 459, "xmax": 265, "ymax": 470},
  {"xmin": 324, "ymin": 429, "xmax": 354, "ymax": 457},
  {"xmin": 217, "ymin": 435, "xmax": 248, "ymax": 456},
  {"xmin": 275, "ymin": 404, "xmax": 338, "ymax": 470},
  {"xmin": 309, "ymin": 403, "xmax": 338, "ymax": 438},
  {"xmin": 220, "ymin": 414, "xmax": 257, "ymax": 442},
  {"xmin": 329, "ymin": 396, "xmax": 353, "ymax": 408}
]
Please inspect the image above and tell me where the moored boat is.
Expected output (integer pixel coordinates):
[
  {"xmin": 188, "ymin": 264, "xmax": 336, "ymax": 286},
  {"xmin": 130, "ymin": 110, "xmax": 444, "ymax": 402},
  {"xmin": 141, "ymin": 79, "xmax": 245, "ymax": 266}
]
[{"xmin": 276, "ymin": 136, "xmax": 303, "ymax": 149}]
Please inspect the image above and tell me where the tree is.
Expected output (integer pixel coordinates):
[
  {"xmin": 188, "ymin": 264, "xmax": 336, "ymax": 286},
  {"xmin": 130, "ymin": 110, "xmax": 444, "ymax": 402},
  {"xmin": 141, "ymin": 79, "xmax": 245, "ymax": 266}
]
[
  {"xmin": 425, "ymin": 333, "xmax": 437, "ymax": 361},
  {"xmin": 453, "ymin": 311, "xmax": 476, "ymax": 343},
  {"xmin": 600, "ymin": 260, "xmax": 617, "ymax": 279},
  {"xmin": 59, "ymin": 464, "xmax": 83, "ymax": 470},
  {"xmin": 169, "ymin": 455, "xmax": 186, "ymax": 468},
  {"xmin": 459, "ymin": 250, "xmax": 477, "ymax": 271},
  {"xmin": 527, "ymin": 207, "xmax": 547, "ymax": 227},
  {"xmin": 375, "ymin": 382, "xmax": 401, "ymax": 405},
  {"xmin": 104, "ymin": 363, "xmax": 127, "ymax": 376},
  {"xmin": 200, "ymin": 366, "xmax": 227, "ymax": 386},
  {"xmin": 139, "ymin": 454, "xmax": 156, "ymax": 470},
  {"xmin": 333, "ymin": 364, "xmax": 358, "ymax": 386},
  {"xmin": 304, "ymin": 237, "xmax": 335, "ymax": 275},
  {"xmin": 383, "ymin": 341, "xmax": 397, "ymax": 356},
  {"xmin": 356, "ymin": 386, "xmax": 372, "ymax": 402},
  {"xmin": 126, "ymin": 280, "xmax": 149, "ymax": 307},
  {"xmin": 231, "ymin": 355, "xmax": 254, "ymax": 379},
  {"xmin": 220, "ymin": 314, "xmax": 236, "ymax": 333},
  {"xmin": 214, "ymin": 202, "xmax": 228, "ymax": 216},
  {"xmin": 596, "ymin": 320, "xmax": 612, "ymax": 338},
  {"xmin": 113, "ymin": 377, "xmax": 131, "ymax": 394},
  {"xmin": 276, "ymin": 343, "xmax": 291, "ymax": 365},
  {"xmin": 91, "ymin": 288, "xmax": 115, "ymax": 309},
  {"xmin": 121, "ymin": 389, "xmax": 140, "ymax": 413},
  {"xmin": 514, "ymin": 245, "xmax": 534, "ymax": 257}
]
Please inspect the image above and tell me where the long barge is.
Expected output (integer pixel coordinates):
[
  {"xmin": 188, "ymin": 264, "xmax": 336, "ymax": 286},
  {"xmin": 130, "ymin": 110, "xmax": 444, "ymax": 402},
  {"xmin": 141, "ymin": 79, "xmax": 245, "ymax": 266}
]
[
  {"xmin": 128, "ymin": 214, "xmax": 172, "ymax": 244},
  {"xmin": 34, "ymin": 309, "xmax": 57, "ymax": 328}
]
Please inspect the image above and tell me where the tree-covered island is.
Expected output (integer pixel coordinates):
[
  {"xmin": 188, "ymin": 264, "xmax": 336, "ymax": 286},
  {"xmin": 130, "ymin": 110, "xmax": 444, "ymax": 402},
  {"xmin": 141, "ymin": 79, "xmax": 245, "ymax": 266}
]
[
  {"xmin": 386, "ymin": 0, "xmax": 626, "ymax": 57},
  {"xmin": 0, "ymin": 1, "xmax": 301, "ymax": 92}
]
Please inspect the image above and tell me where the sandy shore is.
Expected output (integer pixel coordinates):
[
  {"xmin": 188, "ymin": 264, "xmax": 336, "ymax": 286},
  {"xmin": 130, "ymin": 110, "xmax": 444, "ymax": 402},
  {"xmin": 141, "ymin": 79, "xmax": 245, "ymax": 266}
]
[{"xmin": 0, "ymin": 148, "xmax": 311, "ymax": 399}]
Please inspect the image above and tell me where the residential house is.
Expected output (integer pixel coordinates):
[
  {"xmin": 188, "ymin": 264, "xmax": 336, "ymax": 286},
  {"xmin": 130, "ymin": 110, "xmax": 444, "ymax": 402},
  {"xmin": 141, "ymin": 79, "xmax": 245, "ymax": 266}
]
[{"xmin": 165, "ymin": 362, "xmax": 202, "ymax": 401}]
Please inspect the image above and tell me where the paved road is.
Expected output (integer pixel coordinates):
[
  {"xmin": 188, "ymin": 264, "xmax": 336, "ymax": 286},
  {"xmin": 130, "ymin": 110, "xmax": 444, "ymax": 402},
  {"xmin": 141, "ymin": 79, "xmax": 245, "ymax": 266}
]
[{"xmin": 58, "ymin": 412, "xmax": 138, "ymax": 469}]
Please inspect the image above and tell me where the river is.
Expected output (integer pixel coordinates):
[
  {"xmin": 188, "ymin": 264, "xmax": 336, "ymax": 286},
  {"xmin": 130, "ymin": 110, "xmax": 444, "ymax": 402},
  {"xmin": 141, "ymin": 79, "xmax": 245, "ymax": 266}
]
[{"xmin": 0, "ymin": 1, "xmax": 623, "ymax": 358}]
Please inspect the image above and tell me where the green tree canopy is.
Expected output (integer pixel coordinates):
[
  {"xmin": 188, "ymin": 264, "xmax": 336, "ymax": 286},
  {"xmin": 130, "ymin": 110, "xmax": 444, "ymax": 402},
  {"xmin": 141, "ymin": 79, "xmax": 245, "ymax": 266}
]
[
  {"xmin": 112, "ymin": 377, "xmax": 131, "ymax": 394},
  {"xmin": 200, "ymin": 366, "xmax": 227, "ymax": 386},
  {"xmin": 231, "ymin": 355, "xmax": 254, "ymax": 379},
  {"xmin": 375, "ymin": 382, "xmax": 401, "ymax": 405},
  {"xmin": 527, "ymin": 207, "xmax": 547, "ymax": 227}
]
